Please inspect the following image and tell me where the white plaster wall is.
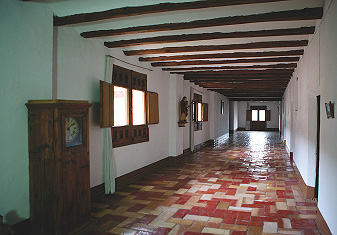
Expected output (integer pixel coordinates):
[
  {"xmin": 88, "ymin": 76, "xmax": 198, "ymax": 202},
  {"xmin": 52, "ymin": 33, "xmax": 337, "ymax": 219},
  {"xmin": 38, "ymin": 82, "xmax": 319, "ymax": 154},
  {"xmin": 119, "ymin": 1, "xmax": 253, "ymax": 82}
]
[
  {"xmin": 291, "ymin": 31, "xmax": 319, "ymax": 187},
  {"xmin": 0, "ymin": 0, "xmax": 53, "ymax": 224},
  {"xmin": 238, "ymin": 101, "xmax": 248, "ymax": 129},
  {"xmin": 211, "ymin": 94, "xmax": 229, "ymax": 139},
  {"xmin": 282, "ymin": 0, "xmax": 337, "ymax": 232},
  {"xmin": 317, "ymin": 0, "xmax": 337, "ymax": 232},
  {"xmin": 283, "ymin": 84, "xmax": 294, "ymax": 151},
  {"xmin": 56, "ymin": 27, "xmax": 171, "ymax": 182},
  {"xmin": 56, "ymin": 27, "xmax": 107, "ymax": 187},
  {"xmin": 229, "ymin": 101, "xmax": 239, "ymax": 132},
  {"xmin": 169, "ymin": 74, "xmax": 184, "ymax": 157},
  {"xmin": 238, "ymin": 101, "xmax": 280, "ymax": 130}
]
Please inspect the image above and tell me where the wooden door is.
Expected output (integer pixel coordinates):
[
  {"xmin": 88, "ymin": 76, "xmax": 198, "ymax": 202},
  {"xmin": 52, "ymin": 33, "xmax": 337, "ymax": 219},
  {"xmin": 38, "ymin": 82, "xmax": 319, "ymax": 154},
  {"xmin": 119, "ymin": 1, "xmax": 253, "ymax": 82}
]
[{"xmin": 249, "ymin": 106, "xmax": 268, "ymax": 131}]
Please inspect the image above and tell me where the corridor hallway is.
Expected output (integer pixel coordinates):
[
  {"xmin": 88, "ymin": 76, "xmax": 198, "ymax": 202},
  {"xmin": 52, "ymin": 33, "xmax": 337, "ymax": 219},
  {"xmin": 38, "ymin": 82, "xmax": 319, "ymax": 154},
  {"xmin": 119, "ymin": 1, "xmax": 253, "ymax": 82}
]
[{"xmin": 89, "ymin": 132, "xmax": 320, "ymax": 235}]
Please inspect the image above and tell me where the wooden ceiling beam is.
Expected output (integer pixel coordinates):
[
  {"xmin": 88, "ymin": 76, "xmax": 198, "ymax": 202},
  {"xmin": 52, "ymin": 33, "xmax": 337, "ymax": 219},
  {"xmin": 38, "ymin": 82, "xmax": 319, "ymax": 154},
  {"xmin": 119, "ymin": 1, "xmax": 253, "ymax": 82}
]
[
  {"xmin": 216, "ymin": 92, "xmax": 284, "ymax": 96},
  {"xmin": 86, "ymin": 8, "xmax": 321, "ymax": 39},
  {"xmin": 185, "ymin": 72, "xmax": 292, "ymax": 76},
  {"xmin": 140, "ymin": 50, "xmax": 303, "ymax": 62},
  {"xmin": 165, "ymin": 63, "xmax": 298, "ymax": 71},
  {"xmin": 182, "ymin": 68, "xmax": 294, "ymax": 75},
  {"xmin": 199, "ymin": 84, "xmax": 287, "ymax": 88},
  {"xmin": 186, "ymin": 76, "xmax": 292, "ymax": 80},
  {"xmin": 229, "ymin": 97, "xmax": 282, "ymax": 101},
  {"xmin": 106, "ymin": 26, "xmax": 315, "ymax": 48},
  {"xmin": 201, "ymin": 86, "xmax": 285, "ymax": 92},
  {"xmin": 189, "ymin": 77, "xmax": 290, "ymax": 84},
  {"xmin": 206, "ymin": 92, "xmax": 285, "ymax": 95},
  {"xmin": 187, "ymin": 76, "xmax": 291, "ymax": 80},
  {"xmin": 185, "ymin": 74, "xmax": 292, "ymax": 78},
  {"xmin": 196, "ymin": 81, "xmax": 289, "ymax": 84},
  {"xmin": 124, "ymin": 40, "xmax": 308, "ymax": 56},
  {"xmin": 151, "ymin": 56, "xmax": 299, "ymax": 67},
  {"xmin": 54, "ymin": 0, "xmax": 291, "ymax": 26}
]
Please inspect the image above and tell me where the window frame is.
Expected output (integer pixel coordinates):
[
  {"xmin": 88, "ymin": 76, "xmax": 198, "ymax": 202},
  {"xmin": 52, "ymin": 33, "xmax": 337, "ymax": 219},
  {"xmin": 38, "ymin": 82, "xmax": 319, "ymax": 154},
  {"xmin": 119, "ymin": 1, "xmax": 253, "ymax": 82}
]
[
  {"xmin": 193, "ymin": 93, "xmax": 203, "ymax": 131},
  {"xmin": 112, "ymin": 65, "xmax": 149, "ymax": 148}
]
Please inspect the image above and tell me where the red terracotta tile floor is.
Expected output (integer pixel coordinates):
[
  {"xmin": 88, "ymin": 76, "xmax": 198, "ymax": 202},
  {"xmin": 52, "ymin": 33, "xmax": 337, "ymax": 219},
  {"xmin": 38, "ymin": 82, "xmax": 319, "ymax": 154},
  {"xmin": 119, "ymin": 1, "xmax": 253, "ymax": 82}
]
[{"xmin": 87, "ymin": 131, "xmax": 320, "ymax": 235}]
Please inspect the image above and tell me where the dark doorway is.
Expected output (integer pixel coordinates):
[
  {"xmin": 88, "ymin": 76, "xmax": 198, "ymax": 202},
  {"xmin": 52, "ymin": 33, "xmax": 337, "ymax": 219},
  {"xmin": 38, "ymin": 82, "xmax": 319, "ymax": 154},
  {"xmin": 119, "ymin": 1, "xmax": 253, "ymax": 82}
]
[{"xmin": 314, "ymin": 95, "xmax": 320, "ymax": 199}]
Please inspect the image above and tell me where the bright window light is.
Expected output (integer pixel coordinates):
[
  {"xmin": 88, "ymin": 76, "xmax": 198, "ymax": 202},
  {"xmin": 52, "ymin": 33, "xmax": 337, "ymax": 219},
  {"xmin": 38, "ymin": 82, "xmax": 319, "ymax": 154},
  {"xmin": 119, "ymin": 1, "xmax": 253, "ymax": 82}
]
[
  {"xmin": 197, "ymin": 103, "xmax": 202, "ymax": 121},
  {"xmin": 259, "ymin": 110, "xmax": 266, "ymax": 121},
  {"xmin": 132, "ymin": 90, "xmax": 146, "ymax": 125},
  {"xmin": 252, "ymin": 110, "xmax": 258, "ymax": 121},
  {"xmin": 114, "ymin": 86, "xmax": 129, "ymax": 127}
]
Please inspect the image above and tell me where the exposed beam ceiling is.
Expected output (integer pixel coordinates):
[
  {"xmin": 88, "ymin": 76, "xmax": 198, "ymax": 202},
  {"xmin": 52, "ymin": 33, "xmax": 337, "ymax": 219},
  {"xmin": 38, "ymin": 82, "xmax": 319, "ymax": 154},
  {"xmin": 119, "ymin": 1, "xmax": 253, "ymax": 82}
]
[{"xmin": 48, "ymin": 0, "xmax": 324, "ymax": 100}]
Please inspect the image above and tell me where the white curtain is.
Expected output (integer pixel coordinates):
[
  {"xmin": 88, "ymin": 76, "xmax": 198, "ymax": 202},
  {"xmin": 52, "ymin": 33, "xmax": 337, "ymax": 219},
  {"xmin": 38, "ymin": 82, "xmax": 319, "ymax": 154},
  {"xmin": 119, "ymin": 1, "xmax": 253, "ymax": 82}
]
[{"xmin": 103, "ymin": 56, "xmax": 115, "ymax": 194}]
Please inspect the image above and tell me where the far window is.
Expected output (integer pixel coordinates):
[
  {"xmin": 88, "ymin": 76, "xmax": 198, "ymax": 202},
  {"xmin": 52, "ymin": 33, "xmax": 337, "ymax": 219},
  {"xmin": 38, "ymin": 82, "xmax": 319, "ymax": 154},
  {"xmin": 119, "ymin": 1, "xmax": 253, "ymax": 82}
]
[
  {"xmin": 197, "ymin": 103, "xmax": 202, "ymax": 122},
  {"xmin": 251, "ymin": 109, "xmax": 266, "ymax": 122},
  {"xmin": 132, "ymin": 90, "xmax": 146, "ymax": 125},
  {"xmin": 252, "ymin": 110, "xmax": 258, "ymax": 121},
  {"xmin": 114, "ymin": 86, "xmax": 129, "ymax": 127},
  {"xmin": 259, "ymin": 110, "xmax": 266, "ymax": 121}
]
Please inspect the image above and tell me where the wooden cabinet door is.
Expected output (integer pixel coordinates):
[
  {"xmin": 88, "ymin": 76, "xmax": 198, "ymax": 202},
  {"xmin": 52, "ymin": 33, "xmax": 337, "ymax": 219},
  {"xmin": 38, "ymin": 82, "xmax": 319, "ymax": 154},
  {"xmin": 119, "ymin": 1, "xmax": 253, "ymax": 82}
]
[{"xmin": 63, "ymin": 146, "xmax": 90, "ymax": 232}]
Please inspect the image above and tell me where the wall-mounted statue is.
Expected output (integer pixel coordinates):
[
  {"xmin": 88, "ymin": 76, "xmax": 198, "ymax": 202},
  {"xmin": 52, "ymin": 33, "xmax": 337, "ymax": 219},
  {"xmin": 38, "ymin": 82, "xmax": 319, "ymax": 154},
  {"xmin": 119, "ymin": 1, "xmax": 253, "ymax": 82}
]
[{"xmin": 179, "ymin": 96, "xmax": 189, "ymax": 127}]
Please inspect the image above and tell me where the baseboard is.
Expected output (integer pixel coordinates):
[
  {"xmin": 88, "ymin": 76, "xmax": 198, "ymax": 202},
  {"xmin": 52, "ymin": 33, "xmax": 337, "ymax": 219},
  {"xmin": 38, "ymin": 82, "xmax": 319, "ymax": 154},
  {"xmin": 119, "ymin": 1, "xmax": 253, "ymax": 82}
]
[
  {"xmin": 229, "ymin": 128, "xmax": 239, "ymax": 134},
  {"xmin": 285, "ymin": 144, "xmax": 331, "ymax": 234},
  {"xmin": 285, "ymin": 142, "xmax": 314, "ymax": 199},
  {"xmin": 213, "ymin": 133, "xmax": 230, "ymax": 146},
  {"xmin": 291, "ymin": 158, "xmax": 315, "ymax": 199},
  {"xmin": 169, "ymin": 148, "xmax": 193, "ymax": 166},
  {"xmin": 91, "ymin": 183, "xmax": 105, "ymax": 201},
  {"xmin": 193, "ymin": 139, "xmax": 213, "ymax": 152},
  {"xmin": 115, "ymin": 157, "xmax": 169, "ymax": 191},
  {"xmin": 317, "ymin": 208, "xmax": 332, "ymax": 235},
  {"xmin": 93, "ymin": 139, "xmax": 214, "ymax": 195},
  {"xmin": 266, "ymin": 128, "xmax": 279, "ymax": 132},
  {"xmin": 11, "ymin": 218, "xmax": 31, "ymax": 235},
  {"xmin": 236, "ymin": 128, "xmax": 279, "ymax": 132}
]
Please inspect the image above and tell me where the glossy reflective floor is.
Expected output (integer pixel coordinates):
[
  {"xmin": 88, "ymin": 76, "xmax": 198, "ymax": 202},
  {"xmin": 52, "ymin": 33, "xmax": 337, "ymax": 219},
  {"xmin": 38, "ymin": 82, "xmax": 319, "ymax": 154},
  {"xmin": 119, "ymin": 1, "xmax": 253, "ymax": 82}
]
[{"xmin": 88, "ymin": 131, "xmax": 320, "ymax": 235}]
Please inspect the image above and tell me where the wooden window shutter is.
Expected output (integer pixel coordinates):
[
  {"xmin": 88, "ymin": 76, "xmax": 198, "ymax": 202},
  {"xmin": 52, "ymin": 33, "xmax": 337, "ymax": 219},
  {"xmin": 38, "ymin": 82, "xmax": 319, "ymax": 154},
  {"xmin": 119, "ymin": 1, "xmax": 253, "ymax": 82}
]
[
  {"xmin": 246, "ymin": 110, "xmax": 252, "ymax": 121},
  {"xmin": 132, "ymin": 71, "xmax": 147, "ymax": 91},
  {"xmin": 202, "ymin": 103, "xmax": 208, "ymax": 122},
  {"xmin": 113, "ymin": 65, "xmax": 131, "ymax": 88},
  {"xmin": 266, "ymin": 110, "xmax": 271, "ymax": 121},
  {"xmin": 147, "ymin": 91, "xmax": 159, "ymax": 124},
  {"xmin": 100, "ymin": 80, "xmax": 113, "ymax": 128}
]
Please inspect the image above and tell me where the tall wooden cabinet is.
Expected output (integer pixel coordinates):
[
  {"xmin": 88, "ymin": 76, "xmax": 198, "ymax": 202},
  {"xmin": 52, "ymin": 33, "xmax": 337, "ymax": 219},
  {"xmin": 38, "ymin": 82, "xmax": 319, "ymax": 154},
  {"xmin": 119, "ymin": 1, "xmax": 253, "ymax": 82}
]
[{"xmin": 26, "ymin": 100, "xmax": 92, "ymax": 235}]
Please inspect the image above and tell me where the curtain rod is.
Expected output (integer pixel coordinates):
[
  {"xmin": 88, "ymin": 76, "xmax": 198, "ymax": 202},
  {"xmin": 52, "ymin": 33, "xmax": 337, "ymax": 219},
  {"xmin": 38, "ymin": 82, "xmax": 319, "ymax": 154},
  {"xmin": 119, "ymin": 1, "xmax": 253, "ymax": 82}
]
[{"xmin": 107, "ymin": 55, "xmax": 153, "ymax": 71}]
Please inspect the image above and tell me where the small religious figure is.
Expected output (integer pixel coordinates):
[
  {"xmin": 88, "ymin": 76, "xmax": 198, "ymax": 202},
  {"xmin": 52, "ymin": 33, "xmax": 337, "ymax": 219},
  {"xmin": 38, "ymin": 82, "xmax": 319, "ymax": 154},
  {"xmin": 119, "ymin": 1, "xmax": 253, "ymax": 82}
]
[{"xmin": 179, "ymin": 96, "xmax": 189, "ymax": 126}]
